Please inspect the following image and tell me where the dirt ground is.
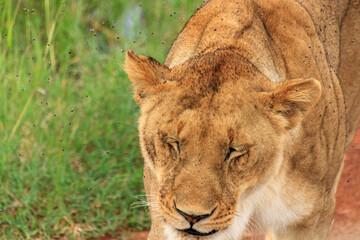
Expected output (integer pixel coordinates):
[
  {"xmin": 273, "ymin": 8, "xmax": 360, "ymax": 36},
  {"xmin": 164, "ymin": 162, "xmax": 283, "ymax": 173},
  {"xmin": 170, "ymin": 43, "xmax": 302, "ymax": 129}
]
[
  {"xmin": 327, "ymin": 123, "xmax": 360, "ymax": 240},
  {"xmin": 99, "ymin": 123, "xmax": 360, "ymax": 240}
]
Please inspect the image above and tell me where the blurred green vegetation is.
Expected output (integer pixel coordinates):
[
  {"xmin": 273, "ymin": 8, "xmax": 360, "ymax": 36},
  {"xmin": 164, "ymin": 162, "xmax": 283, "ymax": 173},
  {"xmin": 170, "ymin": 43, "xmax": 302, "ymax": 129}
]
[{"xmin": 0, "ymin": 0, "xmax": 201, "ymax": 239}]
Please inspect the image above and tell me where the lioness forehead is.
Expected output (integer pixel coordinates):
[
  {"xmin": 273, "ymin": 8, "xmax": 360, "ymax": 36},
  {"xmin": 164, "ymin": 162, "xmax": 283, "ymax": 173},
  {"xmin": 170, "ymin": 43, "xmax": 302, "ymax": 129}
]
[
  {"xmin": 168, "ymin": 49, "xmax": 271, "ymax": 106},
  {"xmin": 152, "ymin": 103, "xmax": 259, "ymax": 145}
]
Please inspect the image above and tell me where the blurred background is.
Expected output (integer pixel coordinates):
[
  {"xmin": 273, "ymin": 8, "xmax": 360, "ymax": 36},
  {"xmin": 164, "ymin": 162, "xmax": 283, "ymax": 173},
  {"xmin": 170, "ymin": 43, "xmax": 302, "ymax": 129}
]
[{"xmin": 0, "ymin": 0, "xmax": 202, "ymax": 239}]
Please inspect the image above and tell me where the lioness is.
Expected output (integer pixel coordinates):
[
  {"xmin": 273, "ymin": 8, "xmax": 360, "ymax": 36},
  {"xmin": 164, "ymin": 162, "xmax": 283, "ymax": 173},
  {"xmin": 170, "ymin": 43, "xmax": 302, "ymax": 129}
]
[{"xmin": 125, "ymin": 0, "xmax": 360, "ymax": 239}]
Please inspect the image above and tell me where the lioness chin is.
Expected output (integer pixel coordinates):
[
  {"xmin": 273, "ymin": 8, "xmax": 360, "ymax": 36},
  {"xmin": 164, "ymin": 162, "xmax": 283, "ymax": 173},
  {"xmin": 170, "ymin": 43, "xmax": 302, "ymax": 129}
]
[{"xmin": 124, "ymin": 0, "xmax": 360, "ymax": 239}]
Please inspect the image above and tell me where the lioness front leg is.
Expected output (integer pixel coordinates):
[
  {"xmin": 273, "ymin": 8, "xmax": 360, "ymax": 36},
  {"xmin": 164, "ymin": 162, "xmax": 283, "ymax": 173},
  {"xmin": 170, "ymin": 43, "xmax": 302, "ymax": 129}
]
[
  {"xmin": 273, "ymin": 201, "xmax": 335, "ymax": 240},
  {"xmin": 274, "ymin": 225, "xmax": 330, "ymax": 240}
]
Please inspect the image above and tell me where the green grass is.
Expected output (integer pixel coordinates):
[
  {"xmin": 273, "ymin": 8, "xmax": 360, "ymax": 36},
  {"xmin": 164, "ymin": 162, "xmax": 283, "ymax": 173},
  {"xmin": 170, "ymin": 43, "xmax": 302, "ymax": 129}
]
[{"xmin": 0, "ymin": 0, "xmax": 201, "ymax": 239}]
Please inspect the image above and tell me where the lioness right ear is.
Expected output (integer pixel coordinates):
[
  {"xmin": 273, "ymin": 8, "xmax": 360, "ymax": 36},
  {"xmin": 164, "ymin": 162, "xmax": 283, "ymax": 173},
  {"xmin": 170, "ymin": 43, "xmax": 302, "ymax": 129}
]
[
  {"xmin": 264, "ymin": 78, "xmax": 322, "ymax": 129},
  {"xmin": 124, "ymin": 50, "xmax": 170, "ymax": 105}
]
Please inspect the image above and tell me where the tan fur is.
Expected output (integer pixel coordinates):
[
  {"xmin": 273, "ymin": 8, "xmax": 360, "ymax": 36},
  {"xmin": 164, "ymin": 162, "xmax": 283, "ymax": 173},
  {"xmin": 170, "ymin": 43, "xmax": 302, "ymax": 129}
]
[{"xmin": 124, "ymin": 0, "xmax": 360, "ymax": 239}]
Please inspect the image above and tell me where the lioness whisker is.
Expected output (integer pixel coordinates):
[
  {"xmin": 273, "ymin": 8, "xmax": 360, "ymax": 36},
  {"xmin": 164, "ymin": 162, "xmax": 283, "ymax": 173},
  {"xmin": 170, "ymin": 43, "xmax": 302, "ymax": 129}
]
[
  {"xmin": 248, "ymin": 215, "xmax": 265, "ymax": 234},
  {"xmin": 130, "ymin": 201, "xmax": 149, "ymax": 209}
]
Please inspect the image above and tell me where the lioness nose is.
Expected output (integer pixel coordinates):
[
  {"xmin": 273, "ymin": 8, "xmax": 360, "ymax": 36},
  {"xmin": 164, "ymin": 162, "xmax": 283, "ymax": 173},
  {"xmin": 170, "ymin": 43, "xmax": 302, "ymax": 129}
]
[{"xmin": 175, "ymin": 204, "xmax": 216, "ymax": 225}]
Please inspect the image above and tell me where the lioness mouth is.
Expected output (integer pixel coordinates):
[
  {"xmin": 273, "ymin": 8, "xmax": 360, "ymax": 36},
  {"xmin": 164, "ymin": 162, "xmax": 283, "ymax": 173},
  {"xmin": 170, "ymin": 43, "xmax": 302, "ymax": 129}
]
[{"xmin": 177, "ymin": 228, "xmax": 218, "ymax": 236}]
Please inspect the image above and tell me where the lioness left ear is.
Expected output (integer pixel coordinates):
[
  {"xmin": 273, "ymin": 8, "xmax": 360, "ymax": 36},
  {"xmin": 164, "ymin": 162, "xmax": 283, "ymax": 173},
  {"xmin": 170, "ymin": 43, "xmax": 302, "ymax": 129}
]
[
  {"xmin": 124, "ymin": 50, "xmax": 170, "ymax": 105},
  {"xmin": 265, "ymin": 78, "xmax": 322, "ymax": 129}
]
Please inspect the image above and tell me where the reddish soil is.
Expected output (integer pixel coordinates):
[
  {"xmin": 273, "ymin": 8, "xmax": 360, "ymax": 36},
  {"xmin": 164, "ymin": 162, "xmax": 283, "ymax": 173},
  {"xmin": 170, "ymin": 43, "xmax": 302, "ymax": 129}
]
[
  {"xmin": 97, "ymin": 123, "xmax": 360, "ymax": 240},
  {"xmin": 328, "ymin": 123, "xmax": 360, "ymax": 240}
]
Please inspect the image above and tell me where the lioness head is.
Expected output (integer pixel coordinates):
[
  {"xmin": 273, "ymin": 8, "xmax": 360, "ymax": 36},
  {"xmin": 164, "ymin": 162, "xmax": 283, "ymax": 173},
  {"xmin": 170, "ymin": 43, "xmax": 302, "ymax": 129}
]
[{"xmin": 125, "ymin": 49, "xmax": 321, "ymax": 239}]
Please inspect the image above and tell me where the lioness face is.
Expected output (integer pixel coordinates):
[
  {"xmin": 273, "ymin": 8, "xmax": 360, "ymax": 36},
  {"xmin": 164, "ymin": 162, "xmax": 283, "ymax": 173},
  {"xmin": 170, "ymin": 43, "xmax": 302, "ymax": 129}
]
[
  {"xmin": 125, "ymin": 50, "xmax": 321, "ymax": 239},
  {"xmin": 139, "ymin": 81, "xmax": 285, "ymax": 239}
]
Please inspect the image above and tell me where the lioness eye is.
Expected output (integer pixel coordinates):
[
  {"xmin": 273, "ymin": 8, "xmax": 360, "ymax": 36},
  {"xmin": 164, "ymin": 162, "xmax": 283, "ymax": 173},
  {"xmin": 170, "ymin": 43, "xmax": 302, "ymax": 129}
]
[
  {"xmin": 224, "ymin": 146, "xmax": 247, "ymax": 162},
  {"xmin": 176, "ymin": 141, "xmax": 181, "ymax": 153},
  {"xmin": 167, "ymin": 140, "xmax": 181, "ymax": 157},
  {"xmin": 224, "ymin": 147, "xmax": 236, "ymax": 162}
]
